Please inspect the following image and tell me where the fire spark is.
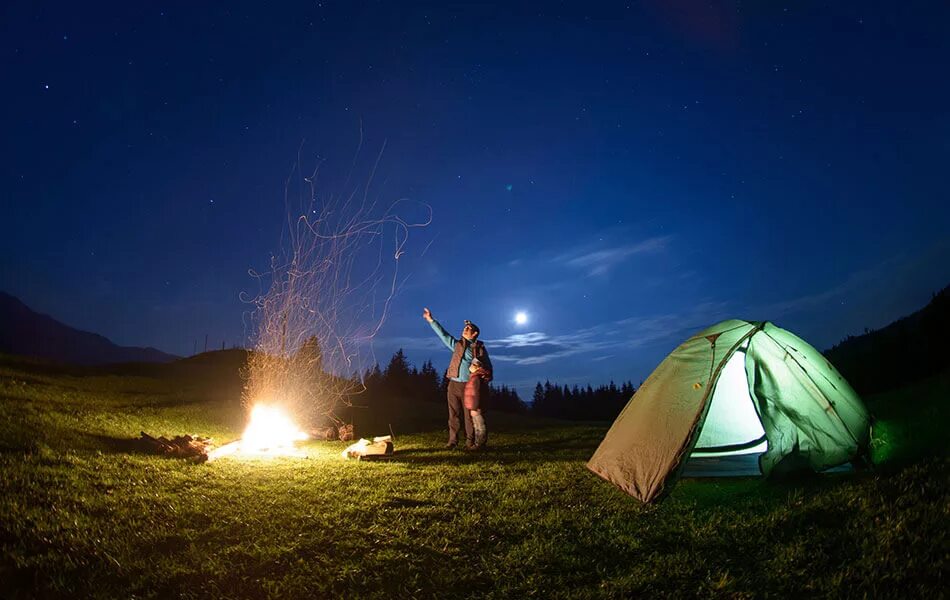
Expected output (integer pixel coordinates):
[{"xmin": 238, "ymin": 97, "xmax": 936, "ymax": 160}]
[{"xmin": 208, "ymin": 404, "xmax": 309, "ymax": 460}]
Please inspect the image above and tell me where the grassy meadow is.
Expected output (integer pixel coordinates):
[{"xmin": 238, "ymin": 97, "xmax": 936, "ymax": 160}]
[{"xmin": 0, "ymin": 353, "xmax": 947, "ymax": 598}]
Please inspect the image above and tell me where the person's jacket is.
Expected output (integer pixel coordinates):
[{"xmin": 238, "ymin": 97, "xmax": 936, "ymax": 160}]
[{"xmin": 428, "ymin": 318, "xmax": 493, "ymax": 382}]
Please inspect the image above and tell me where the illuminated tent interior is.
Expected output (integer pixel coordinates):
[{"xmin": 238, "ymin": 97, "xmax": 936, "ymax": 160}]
[{"xmin": 587, "ymin": 320, "xmax": 871, "ymax": 504}]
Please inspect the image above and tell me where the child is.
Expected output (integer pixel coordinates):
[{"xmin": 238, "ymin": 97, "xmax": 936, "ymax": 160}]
[{"xmin": 464, "ymin": 358, "xmax": 491, "ymax": 449}]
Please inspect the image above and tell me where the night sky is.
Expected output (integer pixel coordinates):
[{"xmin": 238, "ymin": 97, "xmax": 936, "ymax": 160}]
[{"xmin": 3, "ymin": 2, "xmax": 949, "ymax": 398}]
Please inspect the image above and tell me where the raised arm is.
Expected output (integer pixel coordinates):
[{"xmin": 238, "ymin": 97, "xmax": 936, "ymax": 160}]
[{"xmin": 423, "ymin": 307, "xmax": 457, "ymax": 350}]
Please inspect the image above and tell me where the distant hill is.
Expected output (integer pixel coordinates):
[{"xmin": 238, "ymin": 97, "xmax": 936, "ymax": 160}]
[
  {"xmin": 824, "ymin": 284, "xmax": 950, "ymax": 395},
  {"xmin": 0, "ymin": 291, "xmax": 179, "ymax": 365}
]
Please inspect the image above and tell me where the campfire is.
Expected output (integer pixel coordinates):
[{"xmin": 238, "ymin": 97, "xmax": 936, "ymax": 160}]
[
  {"xmin": 135, "ymin": 405, "xmax": 365, "ymax": 463},
  {"xmin": 208, "ymin": 404, "xmax": 310, "ymax": 461}
]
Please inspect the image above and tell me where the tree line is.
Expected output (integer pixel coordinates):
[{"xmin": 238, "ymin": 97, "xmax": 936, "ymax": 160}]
[
  {"xmin": 530, "ymin": 380, "xmax": 635, "ymax": 421},
  {"xmin": 353, "ymin": 348, "xmax": 635, "ymax": 421},
  {"xmin": 356, "ymin": 349, "xmax": 527, "ymax": 413}
]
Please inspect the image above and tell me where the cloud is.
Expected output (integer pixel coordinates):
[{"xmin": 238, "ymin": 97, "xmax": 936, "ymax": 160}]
[
  {"xmin": 489, "ymin": 330, "xmax": 609, "ymax": 365},
  {"xmin": 492, "ymin": 332, "xmax": 549, "ymax": 347},
  {"xmin": 489, "ymin": 243, "xmax": 947, "ymax": 370},
  {"xmin": 555, "ymin": 235, "xmax": 671, "ymax": 276},
  {"xmin": 485, "ymin": 300, "xmax": 732, "ymax": 366},
  {"xmin": 372, "ymin": 300, "xmax": 731, "ymax": 370}
]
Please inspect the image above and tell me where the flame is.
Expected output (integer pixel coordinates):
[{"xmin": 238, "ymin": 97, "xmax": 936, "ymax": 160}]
[
  {"xmin": 242, "ymin": 404, "xmax": 309, "ymax": 452},
  {"xmin": 208, "ymin": 404, "xmax": 309, "ymax": 460}
]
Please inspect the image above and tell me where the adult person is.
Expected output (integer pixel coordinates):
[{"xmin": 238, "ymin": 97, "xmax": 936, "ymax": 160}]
[{"xmin": 422, "ymin": 307, "xmax": 492, "ymax": 450}]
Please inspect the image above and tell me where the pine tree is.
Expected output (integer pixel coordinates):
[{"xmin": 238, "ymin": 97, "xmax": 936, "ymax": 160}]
[
  {"xmin": 385, "ymin": 348, "xmax": 411, "ymax": 379},
  {"xmin": 531, "ymin": 382, "xmax": 545, "ymax": 414},
  {"xmin": 419, "ymin": 360, "xmax": 441, "ymax": 402}
]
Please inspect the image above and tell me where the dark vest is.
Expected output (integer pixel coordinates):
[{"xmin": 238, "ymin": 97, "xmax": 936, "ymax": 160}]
[{"xmin": 446, "ymin": 339, "xmax": 490, "ymax": 379}]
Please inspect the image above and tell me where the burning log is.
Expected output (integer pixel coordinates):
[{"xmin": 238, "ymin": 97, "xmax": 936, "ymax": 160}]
[
  {"xmin": 205, "ymin": 404, "xmax": 312, "ymax": 461},
  {"xmin": 134, "ymin": 432, "xmax": 214, "ymax": 462}
]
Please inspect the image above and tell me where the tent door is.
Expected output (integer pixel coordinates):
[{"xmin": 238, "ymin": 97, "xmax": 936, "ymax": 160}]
[{"xmin": 691, "ymin": 346, "xmax": 768, "ymax": 457}]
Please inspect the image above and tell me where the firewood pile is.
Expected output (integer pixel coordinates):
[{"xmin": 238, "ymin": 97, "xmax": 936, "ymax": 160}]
[
  {"xmin": 134, "ymin": 432, "xmax": 214, "ymax": 462},
  {"xmin": 309, "ymin": 423, "xmax": 355, "ymax": 442}
]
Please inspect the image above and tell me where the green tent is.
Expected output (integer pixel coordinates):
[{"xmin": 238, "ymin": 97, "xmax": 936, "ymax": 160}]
[{"xmin": 587, "ymin": 320, "xmax": 871, "ymax": 503}]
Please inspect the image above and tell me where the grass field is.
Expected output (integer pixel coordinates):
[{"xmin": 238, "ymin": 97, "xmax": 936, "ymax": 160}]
[{"xmin": 1, "ymin": 354, "xmax": 947, "ymax": 598}]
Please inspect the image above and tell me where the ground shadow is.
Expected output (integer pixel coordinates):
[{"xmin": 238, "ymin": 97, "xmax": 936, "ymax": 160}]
[
  {"xmin": 85, "ymin": 433, "xmax": 156, "ymax": 455},
  {"xmin": 386, "ymin": 442, "xmax": 595, "ymax": 465}
]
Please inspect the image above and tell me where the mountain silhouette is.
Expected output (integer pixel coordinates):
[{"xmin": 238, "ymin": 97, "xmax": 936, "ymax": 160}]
[
  {"xmin": 824, "ymin": 284, "xmax": 950, "ymax": 395},
  {"xmin": 0, "ymin": 291, "xmax": 179, "ymax": 365}
]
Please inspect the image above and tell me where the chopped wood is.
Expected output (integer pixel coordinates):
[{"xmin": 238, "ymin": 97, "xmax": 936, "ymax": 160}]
[
  {"xmin": 309, "ymin": 423, "xmax": 354, "ymax": 441},
  {"xmin": 342, "ymin": 435, "xmax": 394, "ymax": 460},
  {"xmin": 337, "ymin": 423, "xmax": 355, "ymax": 442},
  {"xmin": 135, "ymin": 432, "xmax": 214, "ymax": 463}
]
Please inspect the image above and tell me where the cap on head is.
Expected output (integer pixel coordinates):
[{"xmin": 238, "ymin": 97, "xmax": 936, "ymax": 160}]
[{"xmin": 463, "ymin": 320, "xmax": 480, "ymax": 336}]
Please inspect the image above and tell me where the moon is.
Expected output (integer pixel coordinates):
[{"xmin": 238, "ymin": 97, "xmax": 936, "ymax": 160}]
[{"xmin": 514, "ymin": 311, "xmax": 528, "ymax": 325}]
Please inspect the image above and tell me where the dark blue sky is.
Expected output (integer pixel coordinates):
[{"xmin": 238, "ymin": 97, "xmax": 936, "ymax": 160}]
[{"xmin": 3, "ymin": 2, "xmax": 949, "ymax": 397}]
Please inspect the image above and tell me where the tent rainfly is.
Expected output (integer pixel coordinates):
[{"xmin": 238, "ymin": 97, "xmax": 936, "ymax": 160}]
[{"xmin": 587, "ymin": 320, "xmax": 871, "ymax": 503}]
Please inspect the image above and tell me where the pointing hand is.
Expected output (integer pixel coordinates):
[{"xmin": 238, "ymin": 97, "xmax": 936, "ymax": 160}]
[{"xmin": 422, "ymin": 307, "xmax": 433, "ymax": 322}]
